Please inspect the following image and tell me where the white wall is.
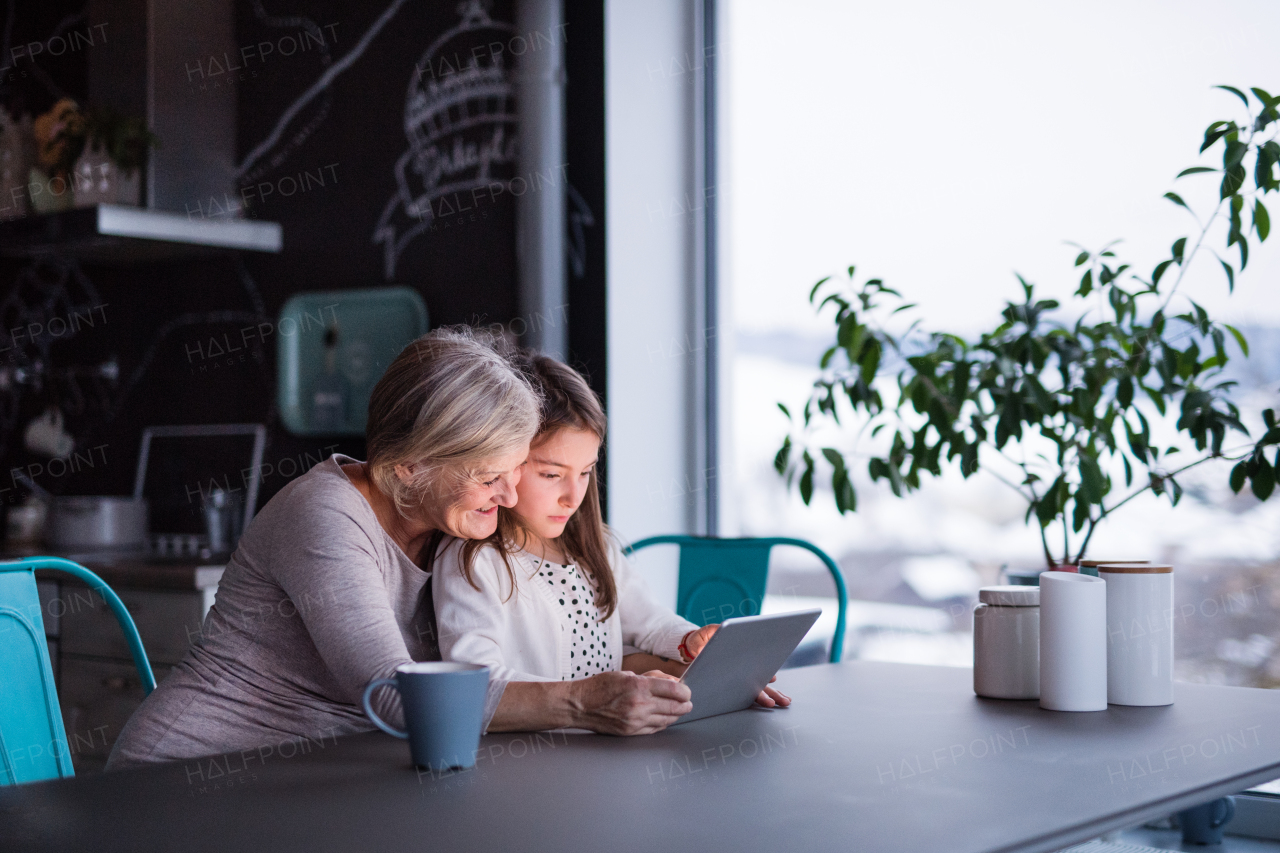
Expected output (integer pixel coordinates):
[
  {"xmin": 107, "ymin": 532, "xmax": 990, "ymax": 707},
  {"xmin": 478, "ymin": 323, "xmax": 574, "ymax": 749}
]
[{"xmin": 605, "ymin": 0, "xmax": 707, "ymax": 600}]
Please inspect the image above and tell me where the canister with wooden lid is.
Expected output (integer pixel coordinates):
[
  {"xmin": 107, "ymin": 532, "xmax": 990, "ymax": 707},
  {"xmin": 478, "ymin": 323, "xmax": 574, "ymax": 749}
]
[
  {"xmin": 1078, "ymin": 559, "xmax": 1149, "ymax": 578},
  {"xmin": 973, "ymin": 585, "xmax": 1040, "ymax": 700},
  {"xmin": 1099, "ymin": 563, "xmax": 1174, "ymax": 706}
]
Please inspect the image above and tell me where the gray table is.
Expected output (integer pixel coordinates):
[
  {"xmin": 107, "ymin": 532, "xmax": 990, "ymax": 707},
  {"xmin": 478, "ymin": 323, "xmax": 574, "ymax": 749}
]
[{"xmin": 3, "ymin": 661, "xmax": 1278, "ymax": 853}]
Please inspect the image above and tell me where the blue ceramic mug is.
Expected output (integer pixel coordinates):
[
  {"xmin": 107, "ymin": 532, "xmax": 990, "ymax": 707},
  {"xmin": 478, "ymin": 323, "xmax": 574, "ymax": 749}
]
[
  {"xmin": 362, "ymin": 662, "xmax": 490, "ymax": 770},
  {"xmin": 1179, "ymin": 796, "xmax": 1236, "ymax": 845}
]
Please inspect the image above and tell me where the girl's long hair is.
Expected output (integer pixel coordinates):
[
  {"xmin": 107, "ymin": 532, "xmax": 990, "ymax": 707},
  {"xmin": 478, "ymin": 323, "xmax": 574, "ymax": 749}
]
[{"xmin": 442, "ymin": 352, "xmax": 618, "ymax": 619}]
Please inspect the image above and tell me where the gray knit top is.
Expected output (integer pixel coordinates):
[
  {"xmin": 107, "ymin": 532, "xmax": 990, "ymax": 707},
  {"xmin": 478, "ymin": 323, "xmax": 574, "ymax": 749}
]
[{"xmin": 106, "ymin": 454, "xmax": 507, "ymax": 768}]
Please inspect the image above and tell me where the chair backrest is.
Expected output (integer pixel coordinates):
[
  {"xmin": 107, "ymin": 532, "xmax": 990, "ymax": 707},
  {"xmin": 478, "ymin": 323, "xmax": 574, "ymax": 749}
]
[
  {"xmin": 0, "ymin": 558, "xmax": 156, "ymax": 785},
  {"xmin": 622, "ymin": 535, "xmax": 848, "ymax": 662}
]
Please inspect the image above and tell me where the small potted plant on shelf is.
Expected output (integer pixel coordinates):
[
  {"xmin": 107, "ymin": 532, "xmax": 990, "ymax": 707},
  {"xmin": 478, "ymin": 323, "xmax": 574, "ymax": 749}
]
[
  {"xmin": 70, "ymin": 106, "xmax": 157, "ymax": 208},
  {"xmin": 25, "ymin": 98, "xmax": 157, "ymax": 212}
]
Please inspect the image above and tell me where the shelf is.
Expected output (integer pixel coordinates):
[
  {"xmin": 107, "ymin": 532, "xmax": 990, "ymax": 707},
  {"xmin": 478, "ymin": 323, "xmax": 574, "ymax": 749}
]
[{"xmin": 0, "ymin": 204, "xmax": 282, "ymax": 265}]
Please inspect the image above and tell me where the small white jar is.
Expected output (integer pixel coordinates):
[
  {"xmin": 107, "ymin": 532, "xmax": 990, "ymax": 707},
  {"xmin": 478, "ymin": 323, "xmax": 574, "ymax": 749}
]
[{"xmin": 973, "ymin": 585, "xmax": 1040, "ymax": 699}]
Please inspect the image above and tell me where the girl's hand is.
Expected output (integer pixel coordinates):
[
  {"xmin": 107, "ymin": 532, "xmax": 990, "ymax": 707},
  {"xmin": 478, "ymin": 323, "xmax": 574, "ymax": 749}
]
[
  {"xmin": 679, "ymin": 626, "xmax": 793, "ymax": 709},
  {"xmin": 641, "ymin": 669, "xmax": 681, "ymax": 682},
  {"xmin": 622, "ymin": 653, "xmax": 686, "ymax": 678},
  {"xmin": 755, "ymin": 682, "xmax": 791, "ymax": 708},
  {"xmin": 680, "ymin": 624, "xmax": 720, "ymax": 660}
]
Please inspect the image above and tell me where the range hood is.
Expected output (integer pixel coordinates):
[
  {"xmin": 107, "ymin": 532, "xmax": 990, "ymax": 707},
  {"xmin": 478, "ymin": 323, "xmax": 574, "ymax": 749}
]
[{"xmin": 0, "ymin": 0, "xmax": 282, "ymax": 263}]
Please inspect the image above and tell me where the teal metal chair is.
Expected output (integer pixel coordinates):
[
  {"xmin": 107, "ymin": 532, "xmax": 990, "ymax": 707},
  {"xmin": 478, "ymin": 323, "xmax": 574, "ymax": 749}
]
[
  {"xmin": 0, "ymin": 557, "xmax": 155, "ymax": 785},
  {"xmin": 622, "ymin": 536, "xmax": 848, "ymax": 663}
]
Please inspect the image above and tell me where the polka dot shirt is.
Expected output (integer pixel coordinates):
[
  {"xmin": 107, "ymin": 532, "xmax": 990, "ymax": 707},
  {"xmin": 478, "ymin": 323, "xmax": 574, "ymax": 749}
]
[{"xmin": 528, "ymin": 554, "xmax": 612, "ymax": 680}]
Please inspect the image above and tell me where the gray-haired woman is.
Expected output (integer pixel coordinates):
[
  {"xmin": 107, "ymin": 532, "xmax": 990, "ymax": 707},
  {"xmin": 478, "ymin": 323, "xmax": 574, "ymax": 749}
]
[{"xmin": 107, "ymin": 328, "xmax": 691, "ymax": 768}]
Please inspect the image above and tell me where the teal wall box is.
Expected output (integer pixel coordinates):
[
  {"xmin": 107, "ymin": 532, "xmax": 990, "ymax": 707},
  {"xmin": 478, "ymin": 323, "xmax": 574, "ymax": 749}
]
[{"xmin": 277, "ymin": 288, "xmax": 429, "ymax": 436}]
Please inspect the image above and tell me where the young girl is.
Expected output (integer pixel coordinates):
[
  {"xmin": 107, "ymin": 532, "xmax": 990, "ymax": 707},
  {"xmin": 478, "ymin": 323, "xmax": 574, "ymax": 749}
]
[{"xmin": 431, "ymin": 353, "xmax": 790, "ymax": 709}]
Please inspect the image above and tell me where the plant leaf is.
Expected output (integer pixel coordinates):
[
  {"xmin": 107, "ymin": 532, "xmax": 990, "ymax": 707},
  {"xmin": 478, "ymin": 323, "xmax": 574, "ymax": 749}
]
[
  {"xmin": 1177, "ymin": 166, "xmax": 1217, "ymax": 177},
  {"xmin": 1215, "ymin": 84, "xmax": 1251, "ymax": 108},
  {"xmin": 773, "ymin": 436, "xmax": 791, "ymax": 475},
  {"xmin": 799, "ymin": 452, "xmax": 815, "ymax": 504},
  {"xmin": 1164, "ymin": 191, "xmax": 1189, "ymax": 208},
  {"xmin": 1229, "ymin": 461, "xmax": 1248, "ymax": 493},
  {"xmin": 1080, "ymin": 455, "xmax": 1105, "ymax": 504},
  {"xmin": 1251, "ymin": 461, "xmax": 1275, "ymax": 501},
  {"xmin": 1222, "ymin": 164, "xmax": 1246, "ymax": 199},
  {"xmin": 833, "ymin": 467, "xmax": 857, "ymax": 514},
  {"xmin": 1223, "ymin": 323, "xmax": 1249, "ymax": 356},
  {"xmin": 1220, "ymin": 258, "xmax": 1235, "ymax": 292},
  {"xmin": 1152, "ymin": 259, "xmax": 1174, "ymax": 286},
  {"xmin": 1117, "ymin": 375, "xmax": 1134, "ymax": 408},
  {"xmin": 1078, "ymin": 269, "xmax": 1093, "ymax": 296},
  {"xmin": 808, "ymin": 276, "xmax": 832, "ymax": 303},
  {"xmin": 1255, "ymin": 200, "xmax": 1271, "ymax": 241},
  {"xmin": 1143, "ymin": 385, "xmax": 1167, "ymax": 416}
]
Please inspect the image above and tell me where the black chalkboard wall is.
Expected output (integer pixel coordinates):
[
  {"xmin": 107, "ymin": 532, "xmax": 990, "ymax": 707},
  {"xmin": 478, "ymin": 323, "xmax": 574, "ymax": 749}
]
[{"xmin": 0, "ymin": 0, "xmax": 607, "ymax": 526}]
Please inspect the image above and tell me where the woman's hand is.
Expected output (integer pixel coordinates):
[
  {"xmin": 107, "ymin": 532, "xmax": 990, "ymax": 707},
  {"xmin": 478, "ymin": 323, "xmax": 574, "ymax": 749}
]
[{"xmin": 567, "ymin": 671, "xmax": 692, "ymax": 735}]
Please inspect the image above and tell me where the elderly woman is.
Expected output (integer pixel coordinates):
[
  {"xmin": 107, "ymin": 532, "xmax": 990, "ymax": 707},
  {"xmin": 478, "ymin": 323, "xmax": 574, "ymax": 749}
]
[{"xmin": 107, "ymin": 328, "xmax": 691, "ymax": 768}]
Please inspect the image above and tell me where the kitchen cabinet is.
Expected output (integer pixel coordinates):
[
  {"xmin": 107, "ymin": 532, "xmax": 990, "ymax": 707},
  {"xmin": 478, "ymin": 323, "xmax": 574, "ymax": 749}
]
[
  {"xmin": 34, "ymin": 559, "xmax": 223, "ymax": 774},
  {"xmin": 59, "ymin": 658, "xmax": 175, "ymax": 773},
  {"xmin": 62, "ymin": 587, "xmax": 205, "ymax": 666}
]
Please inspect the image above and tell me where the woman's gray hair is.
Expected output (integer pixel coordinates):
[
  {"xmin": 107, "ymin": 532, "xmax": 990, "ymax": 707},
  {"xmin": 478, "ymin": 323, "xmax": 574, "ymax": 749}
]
[{"xmin": 366, "ymin": 326, "xmax": 540, "ymax": 516}]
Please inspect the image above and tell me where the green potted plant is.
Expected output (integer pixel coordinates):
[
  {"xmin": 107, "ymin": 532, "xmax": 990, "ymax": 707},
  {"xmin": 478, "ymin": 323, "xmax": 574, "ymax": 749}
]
[{"xmin": 775, "ymin": 85, "xmax": 1280, "ymax": 568}]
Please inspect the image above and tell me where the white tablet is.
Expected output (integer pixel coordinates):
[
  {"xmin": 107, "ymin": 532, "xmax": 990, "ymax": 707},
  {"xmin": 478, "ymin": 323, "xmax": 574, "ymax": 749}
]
[{"xmin": 674, "ymin": 608, "xmax": 822, "ymax": 724}]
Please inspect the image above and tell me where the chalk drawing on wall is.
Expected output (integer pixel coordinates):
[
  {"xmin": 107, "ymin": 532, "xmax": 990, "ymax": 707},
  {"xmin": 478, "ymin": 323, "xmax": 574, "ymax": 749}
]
[
  {"xmin": 373, "ymin": 0, "xmax": 519, "ymax": 280},
  {"xmin": 236, "ymin": 0, "xmax": 412, "ymax": 183},
  {"xmin": 236, "ymin": 1, "xmax": 339, "ymax": 187}
]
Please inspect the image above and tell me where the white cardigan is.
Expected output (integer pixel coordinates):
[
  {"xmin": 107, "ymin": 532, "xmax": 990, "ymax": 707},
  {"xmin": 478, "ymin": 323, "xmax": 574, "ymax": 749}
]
[{"xmin": 432, "ymin": 537, "xmax": 697, "ymax": 685}]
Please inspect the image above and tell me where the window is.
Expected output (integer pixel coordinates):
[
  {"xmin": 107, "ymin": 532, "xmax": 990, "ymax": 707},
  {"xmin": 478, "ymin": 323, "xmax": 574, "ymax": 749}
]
[{"xmin": 720, "ymin": 0, "xmax": 1280, "ymax": 710}]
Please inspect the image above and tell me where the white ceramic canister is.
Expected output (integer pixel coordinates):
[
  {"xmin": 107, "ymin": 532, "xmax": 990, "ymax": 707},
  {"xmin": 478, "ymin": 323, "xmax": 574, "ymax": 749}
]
[
  {"xmin": 1039, "ymin": 571, "xmax": 1108, "ymax": 712},
  {"xmin": 1099, "ymin": 563, "xmax": 1174, "ymax": 706},
  {"xmin": 973, "ymin": 585, "xmax": 1040, "ymax": 699}
]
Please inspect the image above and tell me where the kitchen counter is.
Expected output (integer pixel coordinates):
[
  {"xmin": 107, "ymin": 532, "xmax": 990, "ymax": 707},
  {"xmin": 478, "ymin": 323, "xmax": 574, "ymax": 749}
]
[{"xmin": 7, "ymin": 546, "xmax": 225, "ymax": 594}]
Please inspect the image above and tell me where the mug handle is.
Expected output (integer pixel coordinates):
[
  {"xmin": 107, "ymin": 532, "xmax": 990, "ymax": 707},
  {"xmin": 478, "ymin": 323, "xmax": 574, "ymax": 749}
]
[
  {"xmin": 362, "ymin": 677, "xmax": 409, "ymax": 739},
  {"xmin": 1211, "ymin": 796, "xmax": 1236, "ymax": 829}
]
